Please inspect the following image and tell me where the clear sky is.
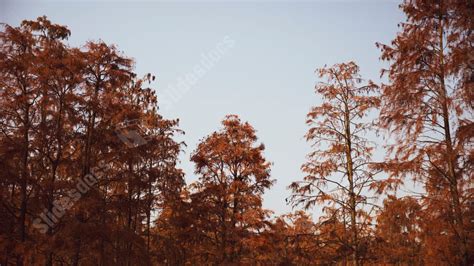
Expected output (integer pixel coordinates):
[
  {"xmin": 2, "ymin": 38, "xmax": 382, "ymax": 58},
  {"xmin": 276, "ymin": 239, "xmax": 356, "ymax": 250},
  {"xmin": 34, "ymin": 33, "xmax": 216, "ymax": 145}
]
[{"xmin": 1, "ymin": 0, "xmax": 405, "ymax": 217}]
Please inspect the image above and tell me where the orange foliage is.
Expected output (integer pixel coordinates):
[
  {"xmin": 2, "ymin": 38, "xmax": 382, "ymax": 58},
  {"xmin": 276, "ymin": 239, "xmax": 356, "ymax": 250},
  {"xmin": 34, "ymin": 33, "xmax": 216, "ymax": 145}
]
[{"xmin": 1, "ymin": 2, "xmax": 473, "ymax": 264}]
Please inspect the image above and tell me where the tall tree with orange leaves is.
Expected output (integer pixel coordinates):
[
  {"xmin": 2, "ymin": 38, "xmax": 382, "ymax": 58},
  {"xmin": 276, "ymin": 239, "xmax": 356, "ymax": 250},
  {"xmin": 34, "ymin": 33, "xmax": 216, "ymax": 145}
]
[
  {"xmin": 0, "ymin": 17, "xmax": 75, "ymax": 265},
  {"xmin": 189, "ymin": 115, "xmax": 274, "ymax": 264},
  {"xmin": 376, "ymin": 0, "xmax": 473, "ymax": 264},
  {"xmin": 290, "ymin": 62, "xmax": 385, "ymax": 266}
]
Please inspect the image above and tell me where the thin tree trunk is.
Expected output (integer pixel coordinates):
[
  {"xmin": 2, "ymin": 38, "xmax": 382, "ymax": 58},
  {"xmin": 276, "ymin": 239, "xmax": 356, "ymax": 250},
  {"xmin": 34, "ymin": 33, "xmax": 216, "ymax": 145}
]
[
  {"xmin": 46, "ymin": 98, "xmax": 65, "ymax": 266},
  {"xmin": 343, "ymin": 95, "xmax": 359, "ymax": 266},
  {"xmin": 438, "ymin": 8, "xmax": 468, "ymax": 265},
  {"xmin": 72, "ymin": 238, "xmax": 81, "ymax": 266},
  {"xmin": 18, "ymin": 104, "xmax": 30, "ymax": 266}
]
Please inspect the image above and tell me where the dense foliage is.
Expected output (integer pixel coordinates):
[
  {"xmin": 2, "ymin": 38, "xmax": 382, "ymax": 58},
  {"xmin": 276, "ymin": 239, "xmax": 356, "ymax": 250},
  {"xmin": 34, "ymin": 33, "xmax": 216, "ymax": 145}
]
[{"xmin": 0, "ymin": 1, "xmax": 472, "ymax": 265}]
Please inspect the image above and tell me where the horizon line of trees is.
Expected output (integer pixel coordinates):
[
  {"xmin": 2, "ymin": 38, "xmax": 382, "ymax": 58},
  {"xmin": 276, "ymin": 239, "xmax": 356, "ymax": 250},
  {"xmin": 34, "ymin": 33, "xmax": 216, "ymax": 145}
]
[{"xmin": 1, "ymin": 0, "xmax": 473, "ymax": 265}]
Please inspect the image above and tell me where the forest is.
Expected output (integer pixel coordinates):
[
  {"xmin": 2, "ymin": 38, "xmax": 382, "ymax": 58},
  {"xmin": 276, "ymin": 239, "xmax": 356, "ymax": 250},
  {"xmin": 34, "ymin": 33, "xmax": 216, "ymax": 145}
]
[{"xmin": 0, "ymin": 0, "xmax": 472, "ymax": 265}]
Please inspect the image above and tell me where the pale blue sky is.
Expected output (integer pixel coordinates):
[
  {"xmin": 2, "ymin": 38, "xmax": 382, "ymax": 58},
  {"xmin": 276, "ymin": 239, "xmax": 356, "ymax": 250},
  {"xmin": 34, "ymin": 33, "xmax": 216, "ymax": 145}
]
[{"xmin": 1, "ymin": 0, "xmax": 405, "ymax": 216}]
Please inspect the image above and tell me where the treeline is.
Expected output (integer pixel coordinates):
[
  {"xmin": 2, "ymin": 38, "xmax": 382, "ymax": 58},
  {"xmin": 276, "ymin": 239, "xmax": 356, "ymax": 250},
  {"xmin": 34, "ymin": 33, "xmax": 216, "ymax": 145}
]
[{"xmin": 0, "ymin": 1, "xmax": 472, "ymax": 265}]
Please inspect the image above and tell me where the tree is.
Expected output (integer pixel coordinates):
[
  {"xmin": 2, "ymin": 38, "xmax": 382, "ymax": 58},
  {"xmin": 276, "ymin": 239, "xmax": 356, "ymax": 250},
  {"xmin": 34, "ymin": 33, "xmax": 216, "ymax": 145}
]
[
  {"xmin": 0, "ymin": 16, "xmax": 73, "ymax": 265},
  {"xmin": 31, "ymin": 19, "xmax": 85, "ymax": 266},
  {"xmin": 290, "ymin": 62, "xmax": 386, "ymax": 266},
  {"xmin": 376, "ymin": 0, "xmax": 473, "ymax": 264},
  {"xmin": 189, "ymin": 115, "xmax": 274, "ymax": 264}
]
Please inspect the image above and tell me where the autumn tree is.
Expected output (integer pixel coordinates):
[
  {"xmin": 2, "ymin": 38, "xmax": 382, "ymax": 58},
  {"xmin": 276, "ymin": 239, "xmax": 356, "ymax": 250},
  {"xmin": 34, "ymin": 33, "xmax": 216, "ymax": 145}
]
[
  {"xmin": 0, "ymin": 16, "xmax": 75, "ymax": 264},
  {"xmin": 188, "ymin": 115, "xmax": 274, "ymax": 264},
  {"xmin": 0, "ymin": 20, "xmax": 37, "ymax": 265},
  {"xmin": 290, "ymin": 62, "xmax": 385, "ymax": 266},
  {"xmin": 59, "ymin": 44, "xmax": 184, "ymax": 265},
  {"xmin": 376, "ymin": 0, "xmax": 473, "ymax": 264}
]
